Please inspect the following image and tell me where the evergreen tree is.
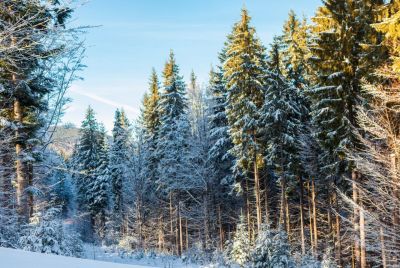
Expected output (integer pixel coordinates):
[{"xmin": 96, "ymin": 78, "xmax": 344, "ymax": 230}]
[
  {"xmin": 223, "ymin": 8, "xmax": 268, "ymax": 231},
  {"xmin": 187, "ymin": 70, "xmax": 204, "ymax": 136},
  {"xmin": 74, "ymin": 107, "xmax": 99, "ymax": 210},
  {"xmin": 310, "ymin": 0, "xmax": 384, "ymax": 177},
  {"xmin": 156, "ymin": 51, "xmax": 191, "ymax": 254},
  {"xmin": 207, "ymin": 63, "xmax": 239, "ymax": 249},
  {"xmin": 139, "ymin": 69, "xmax": 164, "ymax": 249},
  {"xmin": 262, "ymin": 38, "xmax": 305, "ymax": 234},
  {"xmin": 109, "ymin": 109, "xmax": 131, "ymax": 234},
  {"xmin": 156, "ymin": 51, "xmax": 190, "ymax": 192},
  {"xmin": 374, "ymin": 0, "xmax": 400, "ymax": 72},
  {"xmin": 251, "ymin": 225, "xmax": 294, "ymax": 268},
  {"xmin": 141, "ymin": 69, "xmax": 161, "ymax": 185},
  {"xmin": 19, "ymin": 207, "xmax": 83, "ymax": 257},
  {"xmin": 280, "ymin": 10, "xmax": 311, "ymax": 89},
  {"xmin": 87, "ymin": 125, "xmax": 109, "ymax": 238},
  {"xmin": 72, "ymin": 106, "xmax": 108, "ymax": 239},
  {"xmin": 0, "ymin": 0, "xmax": 74, "ymax": 221},
  {"xmin": 230, "ymin": 215, "xmax": 251, "ymax": 267},
  {"xmin": 310, "ymin": 0, "xmax": 385, "ymax": 265},
  {"xmin": 208, "ymin": 62, "xmax": 234, "ymax": 190}
]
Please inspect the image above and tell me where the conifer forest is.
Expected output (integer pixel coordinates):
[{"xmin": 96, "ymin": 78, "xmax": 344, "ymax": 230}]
[{"xmin": 1, "ymin": 1, "xmax": 400, "ymax": 267}]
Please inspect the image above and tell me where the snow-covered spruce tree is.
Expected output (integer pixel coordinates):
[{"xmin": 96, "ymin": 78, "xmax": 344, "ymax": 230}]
[
  {"xmin": 280, "ymin": 10, "xmax": 311, "ymax": 89},
  {"xmin": 187, "ymin": 70, "xmax": 205, "ymax": 137},
  {"xmin": 128, "ymin": 124, "xmax": 152, "ymax": 250},
  {"xmin": 72, "ymin": 107, "xmax": 108, "ymax": 240},
  {"xmin": 320, "ymin": 248, "xmax": 337, "ymax": 268},
  {"xmin": 251, "ymin": 225, "xmax": 294, "ymax": 268},
  {"xmin": 299, "ymin": 254, "xmax": 321, "ymax": 268},
  {"xmin": 309, "ymin": 0, "xmax": 385, "ymax": 264},
  {"xmin": 109, "ymin": 109, "xmax": 131, "ymax": 236},
  {"xmin": 0, "ymin": 0, "xmax": 75, "ymax": 222},
  {"xmin": 223, "ymin": 8, "xmax": 267, "ymax": 232},
  {"xmin": 139, "ymin": 69, "xmax": 164, "ymax": 249},
  {"xmin": 262, "ymin": 38, "xmax": 304, "ymax": 236},
  {"xmin": 87, "ymin": 125, "xmax": 110, "ymax": 239},
  {"xmin": 207, "ymin": 64, "xmax": 238, "ymax": 250},
  {"xmin": 19, "ymin": 207, "xmax": 83, "ymax": 257},
  {"xmin": 186, "ymin": 81, "xmax": 215, "ymax": 250},
  {"xmin": 156, "ymin": 50, "xmax": 191, "ymax": 255},
  {"xmin": 345, "ymin": 2, "xmax": 400, "ymax": 265},
  {"xmin": 208, "ymin": 64, "xmax": 233, "ymax": 187},
  {"xmin": 278, "ymin": 14, "xmax": 313, "ymax": 253},
  {"xmin": 141, "ymin": 69, "xmax": 161, "ymax": 187},
  {"xmin": 230, "ymin": 215, "xmax": 251, "ymax": 267},
  {"xmin": 42, "ymin": 150, "xmax": 73, "ymax": 218}
]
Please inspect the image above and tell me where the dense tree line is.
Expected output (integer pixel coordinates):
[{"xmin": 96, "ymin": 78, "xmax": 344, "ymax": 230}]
[
  {"xmin": 0, "ymin": 0, "xmax": 84, "ymax": 255},
  {"xmin": 2, "ymin": 1, "xmax": 400, "ymax": 267}
]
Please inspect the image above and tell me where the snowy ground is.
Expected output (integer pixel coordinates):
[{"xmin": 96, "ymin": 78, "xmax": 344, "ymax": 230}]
[
  {"xmin": 82, "ymin": 244, "xmax": 202, "ymax": 268},
  {"xmin": 0, "ymin": 246, "xmax": 219, "ymax": 268},
  {"xmin": 0, "ymin": 247, "xmax": 159, "ymax": 268}
]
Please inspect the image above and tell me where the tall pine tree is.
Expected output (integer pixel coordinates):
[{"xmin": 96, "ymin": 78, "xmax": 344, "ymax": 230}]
[
  {"xmin": 72, "ymin": 107, "xmax": 109, "ymax": 240},
  {"xmin": 223, "ymin": 8, "xmax": 267, "ymax": 232},
  {"xmin": 156, "ymin": 51, "xmax": 191, "ymax": 255},
  {"xmin": 109, "ymin": 109, "xmax": 131, "ymax": 235},
  {"xmin": 310, "ymin": 0, "xmax": 385, "ymax": 265}
]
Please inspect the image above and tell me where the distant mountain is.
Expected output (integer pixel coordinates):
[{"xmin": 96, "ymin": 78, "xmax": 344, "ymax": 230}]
[{"xmin": 48, "ymin": 125, "xmax": 80, "ymax": 158}]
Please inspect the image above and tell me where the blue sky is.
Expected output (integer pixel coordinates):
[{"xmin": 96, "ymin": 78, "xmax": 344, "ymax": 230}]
[{"xmin": 64, "ymin": 0, "xmax": 321, "ymax": 131}]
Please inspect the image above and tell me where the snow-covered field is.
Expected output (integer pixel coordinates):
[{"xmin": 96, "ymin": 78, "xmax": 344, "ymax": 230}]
[
  {"xmin": 0, "ymin": 246, "xmax": 218, "ymax": 268},
  {"xmin": 0, "ymin": 247, "xmax": 159, "ymax": 268},
  {"xmin": 82, "ymin": 244, "xmax": 200, "ymax": 268}
]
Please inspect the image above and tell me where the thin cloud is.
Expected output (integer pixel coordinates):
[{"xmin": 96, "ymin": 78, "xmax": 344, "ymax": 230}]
[{"xmin": 70, "ymin": 86, "xmax": 139, "ymax": 115}]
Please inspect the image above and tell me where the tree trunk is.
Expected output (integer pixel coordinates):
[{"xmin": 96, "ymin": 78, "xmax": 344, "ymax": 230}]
[
  {"xmin": 285, "ymin": 196, "xmax": 290, "ymax": 236},
  {"xmin": 281, "ymin": 176, "xmax": 288, "ymax": 233},
  {"xmin": 299, "ymin": 176, "xmax": 305, "ymax": 255},
  {"xmin": 312, "ymin": 177, "xmax": 318, "ymax": 253},
  {"xmin": 185, "ymin": 218, "xmax": 189, "ymax": 251},
  {"xmin": 203, "ymin": 193, "xmax": 210, "ymax": 249},
  {"xmin": 218, "ymin": 204, "xmax": 224, "ymax": 251},
  {"xmin": 335, "ymin": 191, "xmax": 342, "ymax": 266},
  {"xmin": 254, "ymin": 156, "xmax": 262, "ymax": 232},
  {"xmin": 327, "ymin": 189, "xmax": 332, "ymax": 248},
  {"xmin": 28, "ymin": 161, "xmax": 33, "ymax": 218},
  {"xmin": 391, "ymin": 153, "xmax": 399, "ymax": 265},
  {"xmin": 245, "ymin": 177, "xmax": 251, "ymax": 241},
  {"xmin": 14, "ymin": 98, "xmax": 28, "ymax": 221},
  {"xmin": 308, "ymin": 181, "xmax": 315, "ymax": 256},
  {"xmin": 359, "ymin": 206, "xmax": 366, "ymax": 268},
  {"xmin": 380, "ymin": 226, "xmax": 387, "ymax": 268},
  {"xmin": 352, "ymin": 171, "xmax": 360, "ymax": 268},
  {"xmin": 158, "ymin": 215, "xmax": 164, "ymax": 251},
  {"xmin": 178, "ymin": 201, "xmax": 183, "ymax": 255},
  {"xmin": 264, "ymin": 178, "xmax": 270, "ymax": 225},
  {"xmin": 169, "ymin": 193, "xmax": 175, "ymax": 252}
]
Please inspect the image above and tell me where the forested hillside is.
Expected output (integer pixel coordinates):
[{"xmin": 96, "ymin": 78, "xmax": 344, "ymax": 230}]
[{"xmin": 1, "ymin": 1, "xmax": 400, "ymax": 267}]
